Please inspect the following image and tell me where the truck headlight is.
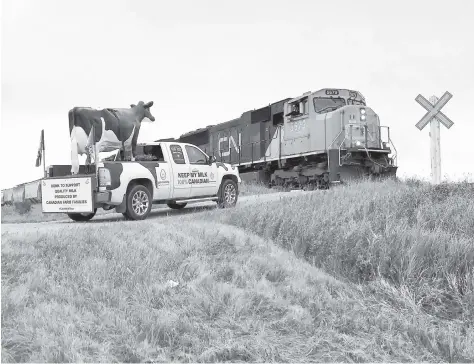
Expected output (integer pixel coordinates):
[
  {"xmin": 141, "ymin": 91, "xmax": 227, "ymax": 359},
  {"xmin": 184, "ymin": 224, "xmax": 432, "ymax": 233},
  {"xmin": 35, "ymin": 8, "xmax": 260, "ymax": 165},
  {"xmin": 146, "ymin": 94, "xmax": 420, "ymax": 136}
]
[{"xmin": 98, "ymin": 167, "xmax": 111, "ymax": 187}]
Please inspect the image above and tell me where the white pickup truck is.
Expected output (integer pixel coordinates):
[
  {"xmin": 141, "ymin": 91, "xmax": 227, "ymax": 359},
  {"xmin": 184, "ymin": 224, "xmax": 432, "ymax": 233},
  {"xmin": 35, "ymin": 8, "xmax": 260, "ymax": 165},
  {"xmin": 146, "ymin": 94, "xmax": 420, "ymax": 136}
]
[{"xmin": 41, "ymin": 142, "xmax": 241, "ymax": 221}]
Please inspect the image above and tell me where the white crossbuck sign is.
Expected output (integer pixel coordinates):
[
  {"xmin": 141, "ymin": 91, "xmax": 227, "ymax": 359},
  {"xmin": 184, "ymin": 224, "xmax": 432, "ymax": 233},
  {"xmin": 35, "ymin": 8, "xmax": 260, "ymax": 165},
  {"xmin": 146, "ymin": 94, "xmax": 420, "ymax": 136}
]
[
  {"xmin": 415, "ymin": 91, "xmax": 454, "ymax": 130},
  {"xmin": 415, "ymin": 91, "xmax": 455, "ymax": 185}
]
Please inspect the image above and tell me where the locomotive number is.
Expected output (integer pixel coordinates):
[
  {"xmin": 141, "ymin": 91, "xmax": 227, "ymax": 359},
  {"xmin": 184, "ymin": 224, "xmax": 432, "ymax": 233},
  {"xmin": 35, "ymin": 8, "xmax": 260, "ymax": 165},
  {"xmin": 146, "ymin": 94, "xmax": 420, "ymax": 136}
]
[
  {"xmin": 288, "ymin": 119, "xmax": 306, "ymax": 133},
  {"xmin": 325, "ymin": 89, "xmax": 339, "ymax": 96}
]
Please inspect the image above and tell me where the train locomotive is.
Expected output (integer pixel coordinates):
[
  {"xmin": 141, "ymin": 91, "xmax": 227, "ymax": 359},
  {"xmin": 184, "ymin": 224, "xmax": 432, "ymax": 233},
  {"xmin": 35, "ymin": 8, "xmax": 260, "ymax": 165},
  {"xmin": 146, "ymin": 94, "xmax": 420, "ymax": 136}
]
[{"xmin": 168, "ymin": 88, "xmax": 397, "ymax": 189}]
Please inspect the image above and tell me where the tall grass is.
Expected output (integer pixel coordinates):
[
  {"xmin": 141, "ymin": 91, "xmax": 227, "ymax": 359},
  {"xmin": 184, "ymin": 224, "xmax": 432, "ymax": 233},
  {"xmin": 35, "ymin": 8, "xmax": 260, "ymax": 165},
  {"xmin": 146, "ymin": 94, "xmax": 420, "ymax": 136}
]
[
  {"xmin": 211, "ymin": 179, "xmax": 474, "ymax": 322},
  {"xmin": 2, "ymin": 179, "xmax": 473, "ymax": 362},
  {"xmin": 238, "ymin": 181, "xmax": 277, "ymax": 196}
]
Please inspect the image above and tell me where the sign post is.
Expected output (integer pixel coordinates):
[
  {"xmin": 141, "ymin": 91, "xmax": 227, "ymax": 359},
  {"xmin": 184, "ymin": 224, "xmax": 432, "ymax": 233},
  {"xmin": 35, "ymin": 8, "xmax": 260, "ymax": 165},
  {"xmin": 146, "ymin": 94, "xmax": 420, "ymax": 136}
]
[{"xmin": 415, "ymin": 91, "xmax": 454, "ymax": 184}]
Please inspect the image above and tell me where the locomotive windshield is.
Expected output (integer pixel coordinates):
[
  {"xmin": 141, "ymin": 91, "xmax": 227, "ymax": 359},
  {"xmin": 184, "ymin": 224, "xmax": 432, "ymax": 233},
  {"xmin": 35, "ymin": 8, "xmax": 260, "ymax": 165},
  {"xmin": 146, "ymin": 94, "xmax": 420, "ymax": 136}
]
[{"xmin": 313, "ymin": 97, "xmax": 346, "ymax": 114}]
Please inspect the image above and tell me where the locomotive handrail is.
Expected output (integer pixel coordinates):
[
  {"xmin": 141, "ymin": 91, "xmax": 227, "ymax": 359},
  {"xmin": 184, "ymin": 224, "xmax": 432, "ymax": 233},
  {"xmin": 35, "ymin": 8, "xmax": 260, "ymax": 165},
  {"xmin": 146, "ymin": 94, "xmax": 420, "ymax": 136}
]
[
  {"xmin": 378, "ymin": 125, "xmax": 397, "ymax": 167},
  {"xmin": 338, "ymin": 136, "xmax": 347, "ymax": 166},
  {"xmin": 330, "ymin": 130, "xmax": 344, "ymax": 149},
  {"xmin": 389, "ymin": 136, "xmax": 398, "ymax": 166}
]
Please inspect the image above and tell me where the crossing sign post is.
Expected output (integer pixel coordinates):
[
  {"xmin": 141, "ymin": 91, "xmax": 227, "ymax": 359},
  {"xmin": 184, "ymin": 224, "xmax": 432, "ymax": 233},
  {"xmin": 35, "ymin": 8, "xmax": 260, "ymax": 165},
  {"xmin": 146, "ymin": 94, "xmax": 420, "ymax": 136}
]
[{"xmin": 415, "ymin": 91, "xmax": 454, "ymax": 185}]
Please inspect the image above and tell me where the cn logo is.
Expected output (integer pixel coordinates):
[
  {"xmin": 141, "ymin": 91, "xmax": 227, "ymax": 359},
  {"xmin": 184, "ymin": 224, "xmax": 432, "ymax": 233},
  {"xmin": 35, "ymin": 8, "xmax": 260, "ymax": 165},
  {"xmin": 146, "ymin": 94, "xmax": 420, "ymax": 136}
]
[{"xmin": 218, "ymin": 133, "xmax": 241, "ymax": 157}]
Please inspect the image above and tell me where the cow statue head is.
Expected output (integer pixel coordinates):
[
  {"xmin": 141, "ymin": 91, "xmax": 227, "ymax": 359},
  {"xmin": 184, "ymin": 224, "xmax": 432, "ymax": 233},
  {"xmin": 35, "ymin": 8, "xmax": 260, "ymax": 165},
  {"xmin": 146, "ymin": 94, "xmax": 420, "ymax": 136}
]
[{"xmin": 130, "ymin": 101, "xmax": 155, "ymax": 122}]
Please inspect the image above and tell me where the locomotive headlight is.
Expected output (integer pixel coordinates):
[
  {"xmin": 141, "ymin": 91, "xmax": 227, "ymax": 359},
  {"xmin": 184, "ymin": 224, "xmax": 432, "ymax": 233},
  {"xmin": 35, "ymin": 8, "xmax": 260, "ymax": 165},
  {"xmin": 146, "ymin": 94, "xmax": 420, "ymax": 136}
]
[
  {"xmin": 360, "ymin": 108, "xmax": 366, "ymax": 114},
  {"xmin": 356, "ymin": 141, "xmax": 361, "ymax": 146},
  {"xmin": 360, "ymin": 114, "xmax": 366, "ymax": 121}
]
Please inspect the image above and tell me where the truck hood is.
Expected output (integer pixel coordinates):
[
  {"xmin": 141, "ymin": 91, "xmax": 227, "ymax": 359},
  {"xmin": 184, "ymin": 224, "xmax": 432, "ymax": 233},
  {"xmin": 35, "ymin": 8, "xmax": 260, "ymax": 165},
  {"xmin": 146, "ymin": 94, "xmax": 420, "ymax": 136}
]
[{"xmin": 216, "ymin": 161, "xmax": 237, "ymax": 172}]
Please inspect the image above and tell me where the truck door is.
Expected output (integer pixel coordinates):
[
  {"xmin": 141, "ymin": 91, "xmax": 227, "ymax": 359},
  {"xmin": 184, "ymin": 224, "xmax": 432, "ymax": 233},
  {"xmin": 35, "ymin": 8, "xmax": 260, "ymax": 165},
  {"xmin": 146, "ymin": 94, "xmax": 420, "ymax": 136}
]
[
  {"xmin": 167, "ymin": 144, "xmax": 192, "ymax": 199},
  {"xmin": 184, "ymin": 144, "xmax": 218, "ymax": 197}
]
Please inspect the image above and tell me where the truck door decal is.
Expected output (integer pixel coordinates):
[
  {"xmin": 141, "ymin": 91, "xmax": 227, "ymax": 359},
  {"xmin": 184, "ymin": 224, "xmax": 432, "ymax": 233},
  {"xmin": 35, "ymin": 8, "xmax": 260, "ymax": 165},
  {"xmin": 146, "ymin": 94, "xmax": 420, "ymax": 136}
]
[
  {"xmin": 156, "ymin": 167, "xmax": 170, "ymax": 187},
  {"xmin": 177, "ymin": 170, "xmax": 211, "ymax": 184}
]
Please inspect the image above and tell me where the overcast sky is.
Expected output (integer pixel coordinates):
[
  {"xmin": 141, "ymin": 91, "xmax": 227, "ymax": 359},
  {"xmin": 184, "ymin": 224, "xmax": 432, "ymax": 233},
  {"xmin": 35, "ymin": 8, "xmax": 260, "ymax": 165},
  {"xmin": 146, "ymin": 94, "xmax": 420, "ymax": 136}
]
[{"xmin": 2, "ymin": 0, "xmax": 473, "ymax": 189}]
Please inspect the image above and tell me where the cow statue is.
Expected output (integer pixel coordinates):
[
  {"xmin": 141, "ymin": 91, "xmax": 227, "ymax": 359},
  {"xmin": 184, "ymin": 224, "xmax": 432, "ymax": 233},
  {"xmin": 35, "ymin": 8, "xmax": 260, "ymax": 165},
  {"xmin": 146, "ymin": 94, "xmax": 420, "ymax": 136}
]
[{"xmin": 68, "ymin": 101, "xmax": 155, "ymax": 175}]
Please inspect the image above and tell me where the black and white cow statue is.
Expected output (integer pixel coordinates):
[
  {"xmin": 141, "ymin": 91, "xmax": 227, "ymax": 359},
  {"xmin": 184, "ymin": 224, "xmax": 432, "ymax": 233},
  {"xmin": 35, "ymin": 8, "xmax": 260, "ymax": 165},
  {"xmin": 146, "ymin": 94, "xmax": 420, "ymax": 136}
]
[{"xmin": 68, "ymin": 101, "xmax": 155, "ymax": 174}]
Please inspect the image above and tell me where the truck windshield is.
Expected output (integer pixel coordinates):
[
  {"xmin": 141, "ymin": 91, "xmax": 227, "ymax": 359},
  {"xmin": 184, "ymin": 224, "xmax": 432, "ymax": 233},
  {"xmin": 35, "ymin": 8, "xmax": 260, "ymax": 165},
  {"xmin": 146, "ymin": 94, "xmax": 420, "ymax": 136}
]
[{"xmin": 313, "ymin": 97, "xmax": 346, "ymax": 114}]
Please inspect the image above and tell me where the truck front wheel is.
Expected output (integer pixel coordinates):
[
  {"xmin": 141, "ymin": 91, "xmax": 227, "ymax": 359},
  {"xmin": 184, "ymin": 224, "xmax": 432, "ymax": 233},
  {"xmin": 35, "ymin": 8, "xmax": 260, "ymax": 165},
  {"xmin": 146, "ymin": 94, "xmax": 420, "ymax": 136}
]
[
  {"xmin": 123, "ymin": 184, "xmax": 152, "ymax": 220},
  {"xmin": 217, "ymin": 179, "xmax": 238, "ymax": 208},
  {"xmin": 67, "ymin": 209, "xmax": 97, "ymax": 222}
]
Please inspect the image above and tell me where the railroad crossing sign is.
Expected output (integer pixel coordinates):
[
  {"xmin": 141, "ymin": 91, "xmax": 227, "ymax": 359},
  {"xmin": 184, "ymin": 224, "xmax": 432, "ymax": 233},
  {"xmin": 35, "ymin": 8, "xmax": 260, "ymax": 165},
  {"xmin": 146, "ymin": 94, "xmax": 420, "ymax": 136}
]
[
  {"xmin": 415, "ymin": 91, "xmax": 455, "ymax": 185},
  {"xmin": 415, "ymin": 91, "xmax": 454, "ymax": 130}
]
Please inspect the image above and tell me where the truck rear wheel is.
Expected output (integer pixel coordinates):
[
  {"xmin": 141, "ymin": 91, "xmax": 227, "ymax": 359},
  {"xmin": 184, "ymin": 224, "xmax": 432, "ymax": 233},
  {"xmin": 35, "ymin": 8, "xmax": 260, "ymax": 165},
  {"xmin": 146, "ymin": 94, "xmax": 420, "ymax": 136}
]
[
  {"xmin": 123, "ymin": 184, "xmax": 152, "ymax": 220},
  {"xmin": 67, "ymin": 209, "xmax": 97, "ymax": 222},
  {"xmin": 217, "ymin": 179, "xmax": 238, "ymax": 208},
  {"xmin": 167, "ymin": 202, "xmax": 187, "ymax": 209}
]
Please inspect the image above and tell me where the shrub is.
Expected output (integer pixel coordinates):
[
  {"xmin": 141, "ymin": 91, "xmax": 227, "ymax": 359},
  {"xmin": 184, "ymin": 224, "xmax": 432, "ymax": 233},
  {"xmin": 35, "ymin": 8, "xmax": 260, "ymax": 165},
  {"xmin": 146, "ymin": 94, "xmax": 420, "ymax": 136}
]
[{"xmin": 13, "ymin": 200, "xmax": 32, "ymax": 215}]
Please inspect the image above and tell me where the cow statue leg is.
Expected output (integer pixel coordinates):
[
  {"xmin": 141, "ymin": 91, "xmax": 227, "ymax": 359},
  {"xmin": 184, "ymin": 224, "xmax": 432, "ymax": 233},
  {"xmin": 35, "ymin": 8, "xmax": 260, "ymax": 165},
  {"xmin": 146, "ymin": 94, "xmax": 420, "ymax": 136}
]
[
  {"xmin": 131, "ymin": 142, "xmax": 137, "ymax": 162},
  {"xmin": 70, "ymin": 127, "xmax": 81, "ymax": 175},
  {"xmin": 130, "ymin": 125, "xmax": 140, "ymax": 162},
  {"xmin": 123, "ymin": 142, "xmax": 135, "ymax": 161},
  {"xmin": 130, "ymin": 144, "xmax": 135, "ymax": 161},
  {"xmin": 121, "ymin": 141, "xmax": 127, "ymax": 161},
  {"xmin": 84, "ymin": 143, "xmax": 92, "ymax": 166},
  {"xmin": 123, "ymin": 140, "xmax": 134, "ymax": 161}
]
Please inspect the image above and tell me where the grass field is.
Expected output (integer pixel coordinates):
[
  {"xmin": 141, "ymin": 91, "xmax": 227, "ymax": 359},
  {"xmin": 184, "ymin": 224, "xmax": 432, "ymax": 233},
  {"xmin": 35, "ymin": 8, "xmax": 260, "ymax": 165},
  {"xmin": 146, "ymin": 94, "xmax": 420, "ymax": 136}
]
[{"xmin": 2, "ymin": 179, "xmax": 474, "ymax": 362}]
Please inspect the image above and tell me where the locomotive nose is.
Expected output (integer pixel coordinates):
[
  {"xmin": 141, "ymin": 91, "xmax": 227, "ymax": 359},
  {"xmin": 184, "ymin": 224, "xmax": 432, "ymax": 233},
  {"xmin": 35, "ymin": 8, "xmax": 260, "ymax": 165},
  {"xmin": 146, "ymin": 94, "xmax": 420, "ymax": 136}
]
[
  {"xmin": 345, "ymin": 106, "xmax": 371, "ymax": 123},
  {"xmin": 343, "ymin": 106, "xmax": 380, "ymax": 149}
]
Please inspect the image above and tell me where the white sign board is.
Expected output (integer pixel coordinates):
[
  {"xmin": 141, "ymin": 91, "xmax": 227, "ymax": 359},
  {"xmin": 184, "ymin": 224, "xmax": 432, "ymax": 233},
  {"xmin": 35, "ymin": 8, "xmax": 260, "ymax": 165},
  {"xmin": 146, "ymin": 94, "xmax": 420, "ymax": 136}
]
[{"xmin": 41, "ymin": 177, "xmax": 94, "ymax": 213}]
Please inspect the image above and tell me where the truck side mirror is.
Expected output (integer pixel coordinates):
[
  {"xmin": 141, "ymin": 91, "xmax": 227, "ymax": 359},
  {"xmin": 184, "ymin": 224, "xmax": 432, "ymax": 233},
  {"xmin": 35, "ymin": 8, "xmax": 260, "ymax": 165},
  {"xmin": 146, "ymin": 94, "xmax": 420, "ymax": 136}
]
[{"xmin": 208, "ymin": 155, "xmax": 217, "ymax": 164}]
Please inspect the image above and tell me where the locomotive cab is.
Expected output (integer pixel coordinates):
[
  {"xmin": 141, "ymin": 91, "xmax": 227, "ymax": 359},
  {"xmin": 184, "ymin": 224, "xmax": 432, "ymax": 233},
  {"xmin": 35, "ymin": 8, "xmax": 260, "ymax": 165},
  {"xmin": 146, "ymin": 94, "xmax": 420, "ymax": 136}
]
[
  {"xmin": 309, "ymin": 88, "xmax": 392, "ymax": 152},
  {"xmin": 280, "ymin": 88, "xmax": 397, "ymax": 185}
]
